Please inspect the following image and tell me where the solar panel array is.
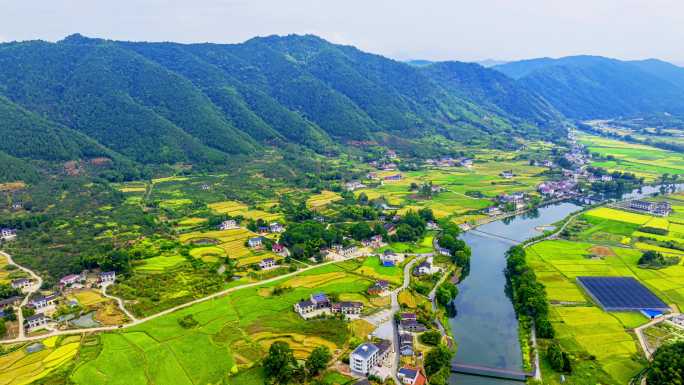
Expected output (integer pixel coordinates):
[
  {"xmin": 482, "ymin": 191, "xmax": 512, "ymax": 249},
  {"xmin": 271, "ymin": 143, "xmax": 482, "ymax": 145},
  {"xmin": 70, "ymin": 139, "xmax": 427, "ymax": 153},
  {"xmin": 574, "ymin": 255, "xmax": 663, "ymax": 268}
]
[{"xmin": 576, "ymin": 276, "xmax": 669, "ymax": 311}]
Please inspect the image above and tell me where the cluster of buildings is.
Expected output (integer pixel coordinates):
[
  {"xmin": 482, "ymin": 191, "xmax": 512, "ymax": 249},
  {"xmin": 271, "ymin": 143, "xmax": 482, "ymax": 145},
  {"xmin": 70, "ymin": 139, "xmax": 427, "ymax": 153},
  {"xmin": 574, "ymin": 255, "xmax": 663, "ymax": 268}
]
[
  {"xmin": 498, "ymin": 192, "xmax": 527, "ymax": 210},
  {"xmin": 629, "ymin": 200, "xmax": 672, "ymax": 217},
  {"xmin": 59, "ymin": 270, "xmax": 116, "ymax": 290},
  {"xmin": 294, "ymin": 293, "xmax": 364, "ymax": 319},
  {"xmin": 11, "ymin": 277, "xmax": 35, "ymax": 292},
  {"xmin": 361, "ymin": 235, "xmax": 384, "ymax": 248},
  {"xmin": 323, "ymin": 244, "xmax": 358, "ymax": 261},
  {"xmin": 537, "ymin": 179, "xmax": 578, "ymax": 199},
  {"xmin": 258, "ymin": 222, "xmax": 285, "ymax": 235},
  {"xmin": 425, "ymin": 156, "xmax": 473, "ymax": 168},
  {"xmin": 383, "ymin": 174, "xmax": 403, "ymax": 182}
]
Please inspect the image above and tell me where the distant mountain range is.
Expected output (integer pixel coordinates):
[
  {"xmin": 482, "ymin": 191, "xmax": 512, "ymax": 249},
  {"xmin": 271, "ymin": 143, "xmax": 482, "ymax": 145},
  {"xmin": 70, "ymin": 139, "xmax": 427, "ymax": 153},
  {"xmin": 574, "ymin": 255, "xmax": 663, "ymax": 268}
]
[
  {"xmin": 493, "ymin": 56, "xmax": 684, "ymax": 119},
  {"xmin": 0, "ymin": 34, "xmax": 565, "ymax": 180},
  {"xmin": 1, "ymin": 34, "xmax": 682, "ymax": 183}
]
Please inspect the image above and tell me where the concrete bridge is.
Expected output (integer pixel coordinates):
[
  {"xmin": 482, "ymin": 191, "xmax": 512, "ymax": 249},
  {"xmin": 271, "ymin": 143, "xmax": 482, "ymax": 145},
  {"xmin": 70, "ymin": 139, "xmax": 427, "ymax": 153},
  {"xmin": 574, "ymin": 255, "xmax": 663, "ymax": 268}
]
[{"xmin": 451, "ymin": 363, "xmax": 532, "ymax": 381}]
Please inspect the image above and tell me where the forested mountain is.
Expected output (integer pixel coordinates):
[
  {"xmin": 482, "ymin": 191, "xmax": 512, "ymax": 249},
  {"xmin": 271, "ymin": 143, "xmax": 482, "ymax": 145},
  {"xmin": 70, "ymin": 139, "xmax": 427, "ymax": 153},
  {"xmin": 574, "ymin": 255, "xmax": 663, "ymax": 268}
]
[
  {"xmin": 0, "ymin": 34, "xmax": 566, "ymax": 178},
  {"xmin": 494, "ymin": 56, "xmax": 684, "ymax": 119}
]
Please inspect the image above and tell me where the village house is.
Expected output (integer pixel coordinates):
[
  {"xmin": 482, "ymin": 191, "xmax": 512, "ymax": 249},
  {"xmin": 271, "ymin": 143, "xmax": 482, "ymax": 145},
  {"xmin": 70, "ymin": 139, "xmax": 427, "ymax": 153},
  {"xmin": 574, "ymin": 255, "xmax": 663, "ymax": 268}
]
[
  {"xmin": 258, "ymin": 226, "xmax": 270, "ymax": 234},
  {"xmin": 247, "ymin": 236, "xmax": 263, "ymax": 248},
  {"xmin": 59, "ymin": 272, "xmax": 86, "ymax": 288},
  {"xmin": 11, "ymin": 278, "xmax": 32, "ymax": 291},
  {"xmin": 380, "ymin": 250, "xmax": 404, "ymax": 266},
  {"xmin": 500, "ymin": 171, "xmax": 514, "ymax": 179},
  {"xmin": 362, "ymin": 234, "xmax": 384, "ymax": 248},
  {"xmin": 398, "ymin": 367, "xmax": 427, "ymax": 385},
  {"xmin": 383, "ymin": 173, "xmax": 402, "ymax": 181},
  {"xmin": 0, "ymin": 228, "xmax": 17, "ymax": 241},
  {"xmin": 0, "ymin": 296, "xmax": 21, "ymax": 310},
  {"xmin": 200, "ymin": 184, "xmax": 210, "ymax": 191},
  {"xmin": 368, "ymin": 280, "xmax": 390, "ymax": 296},
  {"xmin": 430, "ymin": 185, "xmax": 443, "ymax": 193},
  {"xmin": 294, "ymin": 293, "xmax": 331, "ymax": 319},
  {"xmin": 350, "ymin": 340, "xmax": 393, "ymax": 377},
  {"xmin": 25, "ymin": 313, "xmax": 50, "ymax": 332},
  {"xmin": 258, "ymin": 258, "xmax": 277, "ymax": 270},
  {"xmin": 386, "ymin": 150, "xmax": 397, "ymax": 159},
  {"xmin": 458, "ymin": 158, "xmax": 474, "ymax": 168},
  {"xmin": 413, "ymin": 261, "xmax": 432, "ymax": 276},
  {"xmin": 399, "ymin": 333, "xmax": 414, "ymax": 356},
  {"xmin": 331, "ymin": 301, "xmax": 364, "ymax": 317},
  {"xmin": 383, "ymin": 223, "xmax": 397, "ymax": 235},
  {"xmin": 543, "ymin": 160, "xmax": 554, "ymax": 168},
  {"xmin": 381, "ymin": 163, "xmax": 398, "ymax": 171},
  {"xmin": 11, "ymin": 202, "xmax": 23, "ymax": 210},
  {"xmin": 332, "ymin": 244, "xmax": 357, "ymax": 257},
  {"xmin": 29, "ymin": 293, "xmax": 59, "ymax": 312},
  {"xmin": 426, "ymin": 221, "xmax": 440, "ymax": 230},
  {"xmin": 436, "ymin": 245, "xmax": 451, "ymax": 257},
  {"xmin": 272, "ymin": 243, "xmax": 290, "ymax": 257},
  {"xmin": 269, "ymin": 222, "xmax": 285, "ymax": 233},
  {"xmin": 218, "ymin": 220, "xmax": 239, "ymax": 230},
  {"xmin": 99, "ymin": 271, "xmax": 116, "ymax": 285},
  {"xmin": 399, "ymin": 313, "xmax": 427, "ymax": 333},
  {"xmin": 345, "ymin": 181, "xmax": 367, "ymax": 191},
  {"xmin": 367, "ymin": 172, "xmax": 378, "ymax": 180},
  {"xmin": 485, "ymin": 206, "xmax": 502, "ymax": 216}
]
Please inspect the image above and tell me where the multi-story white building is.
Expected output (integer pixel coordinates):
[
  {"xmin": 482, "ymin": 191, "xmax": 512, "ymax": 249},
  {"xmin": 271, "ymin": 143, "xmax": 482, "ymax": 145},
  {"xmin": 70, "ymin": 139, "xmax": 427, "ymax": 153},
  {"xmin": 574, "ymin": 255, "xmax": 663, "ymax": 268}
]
[{"xmin": 350, "ymin": 343, "xmax": 380, "ymax": 375}]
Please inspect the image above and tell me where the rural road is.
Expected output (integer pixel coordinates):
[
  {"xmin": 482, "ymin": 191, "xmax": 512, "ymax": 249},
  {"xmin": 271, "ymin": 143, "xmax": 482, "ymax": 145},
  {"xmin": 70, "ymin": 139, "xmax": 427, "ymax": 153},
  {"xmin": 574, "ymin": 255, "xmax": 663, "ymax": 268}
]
[
  {"xmin": 389, "ymin": 257, "xmax": 419, "ymax": 385},
  {"xmin": 634, "ymin": 312, "xmax": 680, "ymax": 359},
  {"xmin": 1, "ymin": 250, "xmax": 43, "ymax": 339},
  {"xmin": 101, "ymin": 285, "xmax": 138, "ymax": 322},
  {"xmin": 1, "ymin": 251, "xmax": 366, "ymax": 344}
]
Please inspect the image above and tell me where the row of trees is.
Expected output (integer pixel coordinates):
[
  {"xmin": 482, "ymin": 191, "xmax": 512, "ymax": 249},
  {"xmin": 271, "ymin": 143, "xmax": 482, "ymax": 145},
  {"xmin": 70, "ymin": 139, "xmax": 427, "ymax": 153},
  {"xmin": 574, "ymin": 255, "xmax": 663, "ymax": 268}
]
[{"xmin": 505, "ymin": 246, "xmax": 554, "ymax": 338}]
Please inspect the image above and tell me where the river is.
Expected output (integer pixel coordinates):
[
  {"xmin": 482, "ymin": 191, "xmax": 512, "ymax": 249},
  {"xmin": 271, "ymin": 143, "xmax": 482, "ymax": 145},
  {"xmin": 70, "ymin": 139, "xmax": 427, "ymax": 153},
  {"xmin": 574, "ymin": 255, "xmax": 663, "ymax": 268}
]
[
  {"xmin": 448, "ymin": 183, "xmax": 684, "ymax": 384},
  {"xmin": 449, "ymin": 202, "xmax": 582, "ymax": 384}
]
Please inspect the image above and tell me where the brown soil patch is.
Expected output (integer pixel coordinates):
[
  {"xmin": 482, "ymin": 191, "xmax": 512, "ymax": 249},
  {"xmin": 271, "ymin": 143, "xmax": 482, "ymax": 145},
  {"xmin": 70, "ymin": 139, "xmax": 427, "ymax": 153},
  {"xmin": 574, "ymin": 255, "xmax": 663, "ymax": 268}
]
[{"xmin": 588, "ymin": 245, "xmax": 616, "ymax": 257}]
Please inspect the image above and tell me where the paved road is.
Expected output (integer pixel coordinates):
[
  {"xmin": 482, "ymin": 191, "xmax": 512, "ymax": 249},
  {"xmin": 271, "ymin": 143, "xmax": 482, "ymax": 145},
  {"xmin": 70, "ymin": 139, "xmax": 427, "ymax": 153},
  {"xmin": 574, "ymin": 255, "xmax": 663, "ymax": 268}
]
[
  {"xmin": 389, "ymin": 258, "xmax": 419, "ymax": 384},
  {"xmin": 428, "ymin": 267, "xmax": 453, "ymax": 338},
  {"xmin": 1, "ymin": 252, "xmax": 365, "ymax": 344},
  {"xmin": 1, "ymin": 251, "xmax": 43, "ymax": 339}
]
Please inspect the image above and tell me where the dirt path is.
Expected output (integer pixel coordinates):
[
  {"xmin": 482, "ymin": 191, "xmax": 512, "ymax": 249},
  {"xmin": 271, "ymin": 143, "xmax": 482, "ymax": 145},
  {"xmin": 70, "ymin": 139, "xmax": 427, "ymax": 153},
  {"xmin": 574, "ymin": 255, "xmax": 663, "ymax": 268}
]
[
  {"xmin": 1, "ymin": 250, "xmax": 43, "ymax": 339},
  {"xmin": 101, "ymin": 285, "xmax": 138, "ymax": 322}
]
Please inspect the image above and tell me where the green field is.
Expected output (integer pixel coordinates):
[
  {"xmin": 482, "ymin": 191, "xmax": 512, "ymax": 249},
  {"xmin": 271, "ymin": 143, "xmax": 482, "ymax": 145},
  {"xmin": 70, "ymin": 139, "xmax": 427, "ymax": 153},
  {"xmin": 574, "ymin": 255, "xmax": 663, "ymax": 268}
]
[
  {"xmin": 70, "ymin": 262, "xmax": 377, "ymax": 385},
  {"xmin": 355, "ymin": 255, "xmax": 403, "ymax": 285},
  {"xmin": 357, "ymin": 159, "xmax": 545, "ymax": 219},
  {"xmin": 530, "ymin": 203, "xmax": 684, "ymax": 384},
  {"xmin": 578, "ymin": 133, "xmax": 684, "ymax": 180}
]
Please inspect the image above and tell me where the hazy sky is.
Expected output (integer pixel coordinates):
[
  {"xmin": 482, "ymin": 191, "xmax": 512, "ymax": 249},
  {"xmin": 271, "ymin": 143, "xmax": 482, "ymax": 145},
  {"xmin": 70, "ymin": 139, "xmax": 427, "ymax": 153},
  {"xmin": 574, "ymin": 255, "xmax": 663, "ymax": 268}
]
[{"xmin": 1, "ymin": 0, "xmax": 683, "ymax": 64}]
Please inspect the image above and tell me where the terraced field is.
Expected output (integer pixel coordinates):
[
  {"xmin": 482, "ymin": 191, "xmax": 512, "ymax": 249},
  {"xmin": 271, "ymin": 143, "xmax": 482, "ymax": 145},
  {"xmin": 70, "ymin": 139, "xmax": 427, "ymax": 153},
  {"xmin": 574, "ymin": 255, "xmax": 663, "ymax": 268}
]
[
  {"xmin": 208, "ymin": 200, "xmax": 282, "ymax": 222},
  {"xmin": 1, "ymin": 336, "xmax": 81, "ymax": 385},
  {"xmin": 69, "ymin": 262, "xmax": 377, "ymax": 385},
  {"xmin": 179, "ymin": 228, "xmax": 276, "ymax": 266}
]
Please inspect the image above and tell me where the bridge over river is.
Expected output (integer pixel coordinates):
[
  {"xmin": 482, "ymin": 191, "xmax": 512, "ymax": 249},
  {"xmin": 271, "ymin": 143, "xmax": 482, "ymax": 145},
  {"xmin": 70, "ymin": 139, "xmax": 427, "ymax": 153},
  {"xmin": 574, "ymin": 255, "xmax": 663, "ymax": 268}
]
[{"xmin": 451, "ymin": 363, "xmax": 532, "ymax": 381}]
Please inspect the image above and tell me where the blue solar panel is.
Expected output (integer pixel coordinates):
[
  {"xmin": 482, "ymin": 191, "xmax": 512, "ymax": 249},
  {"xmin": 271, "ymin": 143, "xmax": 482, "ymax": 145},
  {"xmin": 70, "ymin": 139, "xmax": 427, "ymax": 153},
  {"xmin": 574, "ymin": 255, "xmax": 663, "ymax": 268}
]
[{"xmin": 576, "ymin": 276, "xmax": 669, "ymax": 311}]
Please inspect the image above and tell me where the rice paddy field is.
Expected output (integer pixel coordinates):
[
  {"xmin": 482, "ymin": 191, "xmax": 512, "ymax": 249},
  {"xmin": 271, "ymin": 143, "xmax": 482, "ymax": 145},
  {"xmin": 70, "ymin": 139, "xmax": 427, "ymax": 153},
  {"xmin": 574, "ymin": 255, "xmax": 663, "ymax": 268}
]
[
  {"xmin": 207, "ymin": 200, "xmax": 282, "ymax": 222},
  {"xmin": 354, "ymin": 255, "xmax": 403, "ymax": 285},
  {"xmin": 529, "ymin": 203, "xmax": 684, "ymax": 384},
  {"xmin": 179, "ymin": 227, "xmax": 277, "ymax": 266},
  {"xmin": 357, "ymin": 160, "xmax": 545, "ymax": 219},
  {"xmin": 0, "ymin": 335, "xmax": 81, "ymax": 385},
  {"xmin": 69, "ymin": 262, "xmax": 379, "ymax": 385},
  {"xmin": 577, "ymin": 132, "xmax": 684, "ymax": 181},
  {"xmin": 306, "ymin": 190, "xmax": 342, "ymax": 209}
]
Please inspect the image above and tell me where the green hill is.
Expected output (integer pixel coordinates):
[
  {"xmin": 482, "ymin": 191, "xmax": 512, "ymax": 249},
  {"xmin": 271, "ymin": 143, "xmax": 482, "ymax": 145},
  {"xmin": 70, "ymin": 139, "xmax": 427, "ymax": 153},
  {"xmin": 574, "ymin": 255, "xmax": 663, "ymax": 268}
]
[
  {"xmin": 495, "ymin": 56, "xmax": 684, "ymax": 119},
  {"xmin": 0, "ymin": 34, "xmax": 568, "ymax": 173}
]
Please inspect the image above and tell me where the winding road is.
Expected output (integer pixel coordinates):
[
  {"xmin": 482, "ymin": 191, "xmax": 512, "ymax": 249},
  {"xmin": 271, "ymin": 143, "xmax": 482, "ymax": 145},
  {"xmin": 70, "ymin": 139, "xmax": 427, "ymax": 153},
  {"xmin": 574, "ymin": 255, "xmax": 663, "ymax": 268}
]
[
  {"xmin": 1, "ymin": 251, "xmax": 367, "ymax": 344},
  {"xmin": 1, "ymin": 250, "xmax": 43, "ymax": 339}
]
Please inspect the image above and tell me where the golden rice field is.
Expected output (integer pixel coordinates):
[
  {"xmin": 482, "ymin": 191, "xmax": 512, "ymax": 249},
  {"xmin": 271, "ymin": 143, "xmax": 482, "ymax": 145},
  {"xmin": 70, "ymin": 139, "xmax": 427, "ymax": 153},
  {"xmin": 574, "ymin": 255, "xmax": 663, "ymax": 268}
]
[
  {"xmin": 0, "ymin": 337, "xmax": 80, "ymax": 385},
  {"xmin": 306, "ymin": 191, "xmax": 342, "ymax": 209},
  {"xmin": 180, "ymin": 228, "xmax": 276, "ymax": 265},
  {"xmin": 584, "ymin": 207, "xmax": 652, "ymax": 225},
  {"xmin": 177, "ymin": 217, "xmax": 207, "ymax": 226},
  {"xmin": 208, "ymin": 200, "xmax": 282, "ymax": 222},
  {"xmin": 69, "ymin": 289, "xmax": 107, "ymax": 306}
]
